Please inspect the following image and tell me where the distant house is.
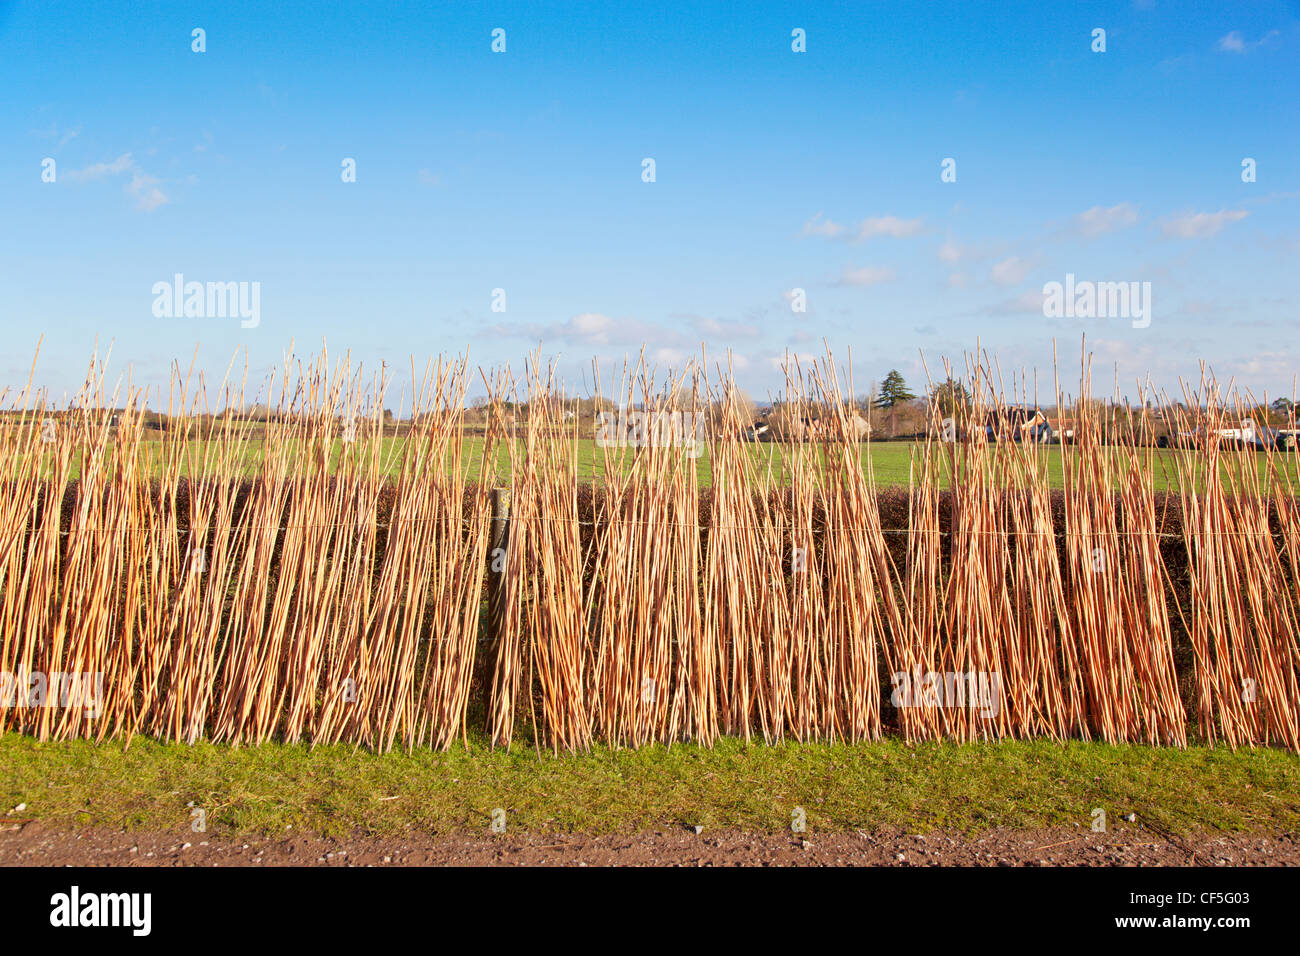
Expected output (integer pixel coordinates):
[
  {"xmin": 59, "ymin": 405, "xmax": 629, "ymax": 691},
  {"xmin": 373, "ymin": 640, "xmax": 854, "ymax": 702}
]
[
  {"xmin": 745, "ymin": 409, "xmax": 870, "ymax": 442},
  {"xmin": 986, "ymin": 407, "xmax": 1053, "ymax": 443}
]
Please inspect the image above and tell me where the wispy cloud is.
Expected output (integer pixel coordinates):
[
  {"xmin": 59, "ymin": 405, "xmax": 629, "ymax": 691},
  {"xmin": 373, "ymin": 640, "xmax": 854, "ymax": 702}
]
[
  {"xmin": 801, "ymin": 213, "xmax": 924, "ymax": 242},
  {"xmin": 990, "ymin": 256, "xmax": 1031, "ymax": 286},
  {"xmin": 1074, "ymin": 202, "xmax": 1139, "ymax": 238},
  {"xmin": 63, "ymin": 153, "xmax": 134, "ymax": 183},
  {"xmin": 839, "ymin": 265, "xmax": 895, "ymax": 287},
  {"xmin": 1215, "ymin": 30, "xmax": 1279, "ymax": 54},
  {"xmin": 1240, "ymin": 189, "xmax": 1300, "ymax": 208},
  {"xmin": 1237, "ymin": 350, "xmax": 1300, "ymax": 377},
  {"xmin": 63, "ymin": 152, "xmax": 171, "ymax": 211},
  {"xmin": 488, "ymin": 312, "xmax": 681, "ymax": 348},
  {"xmin": 763, "ymin": 350, "xmax": 820, "ymax": 373},
  {"xmin": 1158, "ymin": 53, "xmax": 1195, "ymax": 74},
  {"xmin": 127, "ymin": 171, "xmax": 169, "ymax": 212},
  {"xmin": 937, "ymin": 233, "xmax": 1003, "ymax": 266},
  {"xmin": 800, "ymin": 212, "xmax": 845, "ymax": 238},
  {"xmin": 1161, "ymin": 209, "xmax": 1248, "ymax": 239},
  {"xmin": 854, "ymin": 215, "xmax": 924, "ymax": 240},
  {"xmin": 541, "ymin": 312, "xmax": 621, "ymax": 346},
  {"xmin": 34, "ymin": 123, "xmax": 81, "ymax": 148},
  {"xmin": 985, "ymin": 289, "xmax": 1048, "ymax": 316},
  {"xmin": 689, "ymin": 316, "xmax": 759, "ymax": 339}
]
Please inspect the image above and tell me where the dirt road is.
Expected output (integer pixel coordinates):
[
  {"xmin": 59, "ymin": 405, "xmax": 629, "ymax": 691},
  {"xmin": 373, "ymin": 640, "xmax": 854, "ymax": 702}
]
[{"xmin": 1, "ymin": 821, "xmax": 1295, "ymax": 866}]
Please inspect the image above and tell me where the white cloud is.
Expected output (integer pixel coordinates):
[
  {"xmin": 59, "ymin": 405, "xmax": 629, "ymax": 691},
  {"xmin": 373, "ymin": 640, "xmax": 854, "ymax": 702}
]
[
  {"xmin": 690, "ymin": 316, "xmax": 759, "ymax": 338},
  {"xmin": 64, "ymin": 152, "xmax": 171, "ymax": 211},
  {"xmin": 417, "ymin": 168, "xmax": 442, "ymax": 187},
  {"xmin": 486, "ymin": 313, "xmax": 617, "ymax": 345},
  {"xmin": 127, "ymin": 171, "xmax": 169, "ymax": 212},
  {"xmin": 1237, "ymin": 350, "xmax": 1297, "ymax": 377},
  {"xmin": 1217, "ymin": 31, "xmax": 1247, "ymax": 53},
  {"xmin": 1074, "ymin": 202, "xmax": 1139, "ymax": 238},
  {"xmin": 839, "ymin": 265, "xmax": 895, "ymax": 286},
  {"xmin": 855, "ymin": 215, "xmax": 924, "ymax": 241},
  {"xmin": 64, "ymin": 153, "xmax": 134, "ymax": 183},
  {"xmin": 1216, "ymin": 30, "xmax": 1278, "ymax": 54},
  {"xmin": 35, "ymin": 123, "xmax": 81, "ymax": 148},
  {"xmin": 764, "ymin": 351, "xmax": 820, "ymax": 373},
  {"xmin": 936, "ymin": 233, "xmax": 1003, "ymax": 266},
  {"xmin": 802, "ymin": 213, "xmax": 923, "ymax": 241},
  {"xmin": 991, "ymin": 256, "xmax": 1030, "ymax": 286},
  {"xmin": 488, "ymin": 312, "xmax": 682, "ymax": 348},
  {"xmin": 986, "ymin": 289, "xmax": 1048, "ymax": 315},
  {"xmin": 1160, "ymin": 209, "xmax": 1248, "ymax": 239},
  {"xmin": 650, "ymin": 347, "xmax": 690, "ymax": 367},
  {"xmin": 800, "ymin": 212, "xmax": 846, "ymax": 238},
  {"xmin": 558, "ymin": 312, "xmax": 618, "ymax": 345}
]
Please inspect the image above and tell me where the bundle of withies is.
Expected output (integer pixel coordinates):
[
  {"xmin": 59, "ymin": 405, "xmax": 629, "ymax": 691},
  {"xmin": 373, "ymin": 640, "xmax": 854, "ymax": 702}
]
[{"xmin": 1, "ymin": 347, "xmax": 1296, "ymax": 752}]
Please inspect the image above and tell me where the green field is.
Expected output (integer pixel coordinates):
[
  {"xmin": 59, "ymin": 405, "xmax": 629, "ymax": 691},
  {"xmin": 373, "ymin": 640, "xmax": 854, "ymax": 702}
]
[
  {"xmin": 42, "ymin": 438, "xmax": 1300, "ymax": 493},
  {"xmin": 2, "ymin": 733, "xmax": 1296, "ymax": 837}
]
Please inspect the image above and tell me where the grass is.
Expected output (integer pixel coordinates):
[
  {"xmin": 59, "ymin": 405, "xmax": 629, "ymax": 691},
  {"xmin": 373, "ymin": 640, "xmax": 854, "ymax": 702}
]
[
  {"xmin": 3, "ymin": 732, "xmax": 1298, "ymax": 838},
  {"xmin": 51, "ymin": 436, "xmax": 1295, "ymax": 492}
]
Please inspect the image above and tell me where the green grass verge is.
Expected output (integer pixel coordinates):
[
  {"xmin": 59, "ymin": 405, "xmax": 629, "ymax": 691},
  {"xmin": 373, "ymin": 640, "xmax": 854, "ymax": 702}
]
[
  {"xmin": 49, "ymin": 437, "xmax": 1300, "ymax": 493},
  {"xmin": 3, "ymin": 733, "xmax": 1297, "ymax": 838}
]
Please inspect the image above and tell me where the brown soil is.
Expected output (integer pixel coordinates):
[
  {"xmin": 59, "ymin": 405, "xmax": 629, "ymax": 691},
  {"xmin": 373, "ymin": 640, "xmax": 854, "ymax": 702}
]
[{"xmin": 1, "ymin": 821, "xmax": 1296, "ymax": 866}]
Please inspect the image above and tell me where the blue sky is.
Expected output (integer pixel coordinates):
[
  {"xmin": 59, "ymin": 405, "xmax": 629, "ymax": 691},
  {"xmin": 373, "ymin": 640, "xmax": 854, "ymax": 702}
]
[{"xmin": 2, "ymin": 0, "xmax": 1298, "ymax": 407}]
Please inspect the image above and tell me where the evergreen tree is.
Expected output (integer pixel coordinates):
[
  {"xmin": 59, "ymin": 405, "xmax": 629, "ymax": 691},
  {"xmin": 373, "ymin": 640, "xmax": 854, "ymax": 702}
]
[
  {"xmin": 929, "ymin": 377, "xmax": 971, "ymax": 416},
  {"xmin": 874, "ymin": 370, "xmax": 915, "ymax": 409}
]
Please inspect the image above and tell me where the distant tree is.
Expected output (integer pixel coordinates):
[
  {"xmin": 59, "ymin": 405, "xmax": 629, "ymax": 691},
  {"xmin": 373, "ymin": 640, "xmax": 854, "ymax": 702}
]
[
  {"xmin": 929, "ymin": 377, "xmax": 971, "ymax": 416},
  {"xmin": 1271, "ymin": 397, "xmax": 1295, "ymax": 414},
  {"xmin": 767, "ymin": 404, "xmax": 804, "ymax": 442},
  {"xmin": 873, "ymin": 370, "xmax": 915, "ymax": 410},
  {"xmin": 873, "ymin": 372, "xmax": 915, "ymax": 437},
  {"xmin": 700, "ymin": 389, "xmax": 759, "ymax": 437},
  {"xmin": 892, "ymin": 400, "xmax": 928, "ymax": 438}
]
